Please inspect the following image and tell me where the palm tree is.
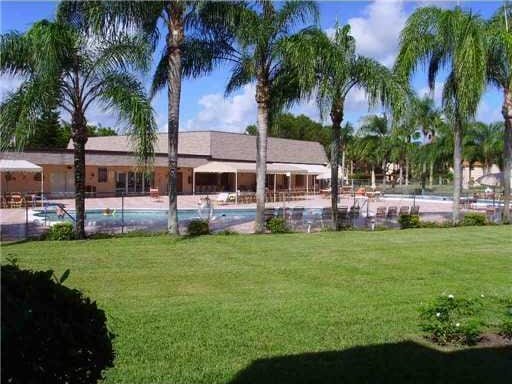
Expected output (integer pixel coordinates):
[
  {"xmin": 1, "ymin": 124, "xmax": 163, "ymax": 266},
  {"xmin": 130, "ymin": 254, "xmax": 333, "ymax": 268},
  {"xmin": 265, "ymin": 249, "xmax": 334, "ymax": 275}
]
[
  {"xmin": 395, "ymin": 6, "xmax": 487, "ymax": 224},
  {"xmin": 487, "ymin": 4, "xmax": 512, "ymax": 222},
  {"xmin": 359, "ymin": 114, "xmax": 392, "ymax": 188},
  {"xmin": 293, "ymin": 25, "xmax": 408, "ymax": 229},
  {"xmin": 0, "ymin": 10, "xmax": 156, "ymax": 239},
  {"xmin": 224, "ymin": 1, "xmax": 318, "ymax": 233},
  {"xmin": 464, "ymin": 122, "xmax": 504, "ymax": 180},
  {"xmin": 81, "ymin": 1, "xmax": 238, "ymax": 234}
]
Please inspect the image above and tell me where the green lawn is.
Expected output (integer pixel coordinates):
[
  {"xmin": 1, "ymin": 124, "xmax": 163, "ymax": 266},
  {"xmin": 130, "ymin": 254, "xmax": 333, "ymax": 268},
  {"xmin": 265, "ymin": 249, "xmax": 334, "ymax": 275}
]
[{"xmin": 2, "ymin": 227, "xmax": 512, "ymax": 383}]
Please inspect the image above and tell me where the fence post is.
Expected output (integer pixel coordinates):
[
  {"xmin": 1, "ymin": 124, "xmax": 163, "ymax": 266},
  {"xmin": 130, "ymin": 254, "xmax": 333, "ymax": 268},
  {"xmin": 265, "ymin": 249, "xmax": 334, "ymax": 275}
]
[{"xmin": 121, "ymin": 192, "xmax": 124, "ymax": 234}]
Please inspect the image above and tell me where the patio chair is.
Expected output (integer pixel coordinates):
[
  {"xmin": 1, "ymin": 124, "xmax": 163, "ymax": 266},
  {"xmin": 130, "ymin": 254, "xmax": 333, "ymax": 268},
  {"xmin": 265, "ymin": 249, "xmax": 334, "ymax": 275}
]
[
  {"xmin": 290, "ymin": 207, "xmax": 305, "ymax": 228},
  {"xmin": 215, "ymin": 192, "xmax": 232, "ymax": 205},
  {"xmin": 387, "ymin": 206, "xmax": 398, "ymax": 218},
  {"xmin": 9, "ymin": 194, "xmax": 24, "ymax": 208},
  {"xmin": 399, "ymin": 206, "xmax": 410, "ymax": 216},
  {"xmin": 410, "ymin": 206, "xmax": 420, "ymax": 215},
  {"xmin": 376, "ymin": 206, "xmax": 386, "ymax": 219}
]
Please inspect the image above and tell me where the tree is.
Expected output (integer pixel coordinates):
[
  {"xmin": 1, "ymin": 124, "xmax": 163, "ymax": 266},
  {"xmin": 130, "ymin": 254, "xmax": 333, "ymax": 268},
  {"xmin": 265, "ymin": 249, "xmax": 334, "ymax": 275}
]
[
  {"xmin": 24, "ymin": 109, "xmax": 69, "ymax": 149},
  {"xmin": 244, "ymin": 113, "xmax": 331, "ymax": 155},
  {"xmin": 291, "ymin": 25, "xmax": 408, "ymax": 229},
  {"xmin": 395, "ymin": 6, "xmax": 487, "ymax": 224},
  {"xmin": 0, "ymin": 8, "xmax": 157, "ymax": 239},
  {"xmin": 87, "ymin": 124, "xmax": 118, "ymax": 137},
  {"xmin": 487, "ymin": 4, "xmax": 512, "ymax": 222},
  {"xmin": 225, "ymin": 1, "xmax": 319, "ymax": 233},
  {"xmin": 464, "ymin": 121, "xmax": 504, "ymax": 178},
  {"xmin": 85, "ymin": 1, "xmax": 239, "ymax": 235}
]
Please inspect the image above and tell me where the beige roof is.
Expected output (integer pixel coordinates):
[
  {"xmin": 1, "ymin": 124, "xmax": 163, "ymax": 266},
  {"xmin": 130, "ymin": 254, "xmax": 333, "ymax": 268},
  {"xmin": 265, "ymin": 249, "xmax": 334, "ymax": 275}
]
[
  {"xmin": 194, "ymin": 161, "xmax": 307, "ymax": 174},
  {"xmin": 0, "ymin": 159, "xmax": 42, "ymax": 172},
  {"xmin": 71, "ymin": 131, "xmax": 328, "ymax": 165}
]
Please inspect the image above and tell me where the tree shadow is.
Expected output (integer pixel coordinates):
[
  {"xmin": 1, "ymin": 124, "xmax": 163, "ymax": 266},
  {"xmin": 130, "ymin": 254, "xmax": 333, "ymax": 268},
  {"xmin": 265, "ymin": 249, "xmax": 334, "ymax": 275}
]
[{"xmin": 229, "ymin": 341, "xmax": 512, "ymax": 384}]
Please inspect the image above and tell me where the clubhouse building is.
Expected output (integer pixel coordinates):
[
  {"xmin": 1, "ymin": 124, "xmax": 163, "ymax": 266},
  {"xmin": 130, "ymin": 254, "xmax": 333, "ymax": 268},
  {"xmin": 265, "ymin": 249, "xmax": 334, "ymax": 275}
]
[{"xmin": 0, "ymin": 131, "xmax": 328, "ymax": 197}]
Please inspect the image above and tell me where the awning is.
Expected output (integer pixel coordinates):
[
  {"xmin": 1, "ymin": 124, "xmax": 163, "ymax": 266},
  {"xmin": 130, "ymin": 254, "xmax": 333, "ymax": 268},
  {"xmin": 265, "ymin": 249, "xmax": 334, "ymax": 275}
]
[
  {"xmin": 0, "ymin": 159, "xmax": 42, "ymax": 173},
  {"xmin": 194, "ymin": 161, "xmax": 309, "ymax": 174}
]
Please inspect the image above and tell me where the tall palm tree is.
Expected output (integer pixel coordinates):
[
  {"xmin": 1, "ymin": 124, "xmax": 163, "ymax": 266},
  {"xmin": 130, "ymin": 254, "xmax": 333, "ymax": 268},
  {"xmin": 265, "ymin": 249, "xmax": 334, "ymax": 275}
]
[
  {"xmin": 81, "ymin": 0, "xmax": 238, "ymax": 234},
  {"xmin": 395, "ymin": 6, "xmax": 487, "ymax": 224},
  {"xmin": 0, "ymin": 11, "xmax": 156, "ymax": 239},
  {"xmin": 224, "ymin": 1, "xmax": 318, "ymax": 233},
  {"xmin": 464, "ymin": 121, "xmax": 504, "ymax": 177},
  {"xmin": 487, "ymin": 4, "xmax": 512, "ymax": 222},
  {"xmin": 359, "ymin": 114, "xmax": 391, "ymax": 188},
  {"xmin": 292, "ymin": 25, "xmax": 408, "ymax": 228}
]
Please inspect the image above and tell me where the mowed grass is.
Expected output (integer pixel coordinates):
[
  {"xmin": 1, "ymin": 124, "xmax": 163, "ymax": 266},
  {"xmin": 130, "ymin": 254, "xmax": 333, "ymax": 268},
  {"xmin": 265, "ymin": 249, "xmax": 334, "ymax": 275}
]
[{"xmin": 2, "ymin": 226, "xmax": 512, "ymax": 383}]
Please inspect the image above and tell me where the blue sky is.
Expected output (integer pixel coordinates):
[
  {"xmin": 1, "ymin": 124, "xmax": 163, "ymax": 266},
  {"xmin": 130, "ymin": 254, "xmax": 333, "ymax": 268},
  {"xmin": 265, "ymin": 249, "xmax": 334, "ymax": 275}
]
[{"xmin": 0, "ymin": 0, "xmax": 504, "ymax": 133}]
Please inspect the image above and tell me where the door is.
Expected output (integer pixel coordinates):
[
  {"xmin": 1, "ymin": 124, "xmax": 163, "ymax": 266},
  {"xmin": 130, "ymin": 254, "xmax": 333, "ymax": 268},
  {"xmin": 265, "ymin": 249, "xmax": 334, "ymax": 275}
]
[
  {"xmin": 50, "ymin": 172, "xmax": 66, "ymax": 194},
  {"xmin": 177, "ymin": 172, "xmax": 183, "ymax": 194}
]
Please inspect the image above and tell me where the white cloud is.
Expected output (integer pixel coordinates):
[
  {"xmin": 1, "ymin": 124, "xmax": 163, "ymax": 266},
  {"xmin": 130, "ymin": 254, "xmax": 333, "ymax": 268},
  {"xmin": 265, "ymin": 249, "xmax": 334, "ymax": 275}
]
[
  {"xmin": 0, "ymin": 75, "xmax": 22, "ymax": 100},
  {"xmin": 347, "ymin": 0, "xmax": 407, "ymax": 67},
  {"xmin": 185, "ymin": 84, "xmax": 257, "ymax": 132}
]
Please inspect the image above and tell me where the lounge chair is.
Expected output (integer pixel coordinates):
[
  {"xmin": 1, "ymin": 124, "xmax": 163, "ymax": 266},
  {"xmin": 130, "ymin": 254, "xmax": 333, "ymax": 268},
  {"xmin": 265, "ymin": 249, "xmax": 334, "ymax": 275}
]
[
  {"xmin": 410, "ymin": 206, "xmax": 420, "ymax": 215},
  {"xmin": 387, "ymin": 206, "xmax": 398, "ymax": 218},
  {"xmin": 215, "ymin": 192, "xmax": 233, "ymax": 205},
  {"xmin": 399, "ymin": 206, "xmax": 410, "ymax": 215},
  {"xmin": 376, "ymin": 206, "xmax": 386, "ymax": 219}
]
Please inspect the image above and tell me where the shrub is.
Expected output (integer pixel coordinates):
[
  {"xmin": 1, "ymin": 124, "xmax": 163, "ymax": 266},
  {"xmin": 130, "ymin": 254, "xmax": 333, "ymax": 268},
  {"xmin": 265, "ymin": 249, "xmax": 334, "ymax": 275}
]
[
  {"xmin": 216, "ymin": 229, "xmax": 238, "ymax": 236},
  {"xmin": 187, "ymin": 220, "xmax": 210, "ymax": 236},
  {"xmin": 398, "ymin": 214, "xmax": 420, "ymax": 229},
  {"xmin": 46, "ymin": 222, "xmax": 75, "ymax": 240},
  {"xmin": 1, "ymin": 263, "xmax": 114, "ymax": 384},
  {"xmin": 500, "ymin": 319, "xmax": 512, "ymax": 339},
  {"xmin": 266, "ymin": 217, "xmax": 289, "ymax": 233},
  {"xmin": 419, "ymin": 295, "xmax": 483, "ymax": 345},
  {"xmin": 462, "ymin": 213, "xmax": 487, "ymax": 226}
]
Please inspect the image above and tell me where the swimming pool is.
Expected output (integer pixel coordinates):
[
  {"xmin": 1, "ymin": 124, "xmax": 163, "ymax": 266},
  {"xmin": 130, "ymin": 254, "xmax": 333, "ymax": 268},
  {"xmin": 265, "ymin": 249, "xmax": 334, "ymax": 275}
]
[{"xmin": 34, "ymin": 208, "xmax": 258, "ymax": 226}]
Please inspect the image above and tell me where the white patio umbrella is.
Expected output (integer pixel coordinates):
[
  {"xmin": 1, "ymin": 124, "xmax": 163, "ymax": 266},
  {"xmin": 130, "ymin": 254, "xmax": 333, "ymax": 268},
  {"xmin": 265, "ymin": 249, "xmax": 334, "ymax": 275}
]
[{"xmin": 475, "ymin": 172, "xmax": 504, "ymax": 187}]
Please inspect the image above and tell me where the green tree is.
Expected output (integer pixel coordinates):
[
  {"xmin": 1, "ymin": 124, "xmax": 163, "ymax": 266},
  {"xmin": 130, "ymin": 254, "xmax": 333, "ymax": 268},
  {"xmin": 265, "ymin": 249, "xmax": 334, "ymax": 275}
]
[
  {"xmin": 24, "ymin": 109, "xmax": 69, "ymax": 149},
  {"xmin": 291, "ymin": 24, "xmax": 408, "ymax": 228},
  {"xmin": 87, "ymin": 124, "xmax": 118, "ymax": 137},
  {"xmin": 84, "ymin": 1, "xmax": 238, "ymax": 234},
  {"xmin": 0, "ymin": 9, "xmax": 157, "ymax": 239},
  {"xmin": 464, "ymin": 121, "xmax": 504, "ymax": 177},
  {"xmin": 487, "ymin": 4, "xmax": 512, "ymax": 222},
  {"xmin": 395, "ymin": 6, "xmax": 487, "ymax": 224},
  {"xmin": 225, "ymin": 1, "xmax": 319, "ymax": 232}
]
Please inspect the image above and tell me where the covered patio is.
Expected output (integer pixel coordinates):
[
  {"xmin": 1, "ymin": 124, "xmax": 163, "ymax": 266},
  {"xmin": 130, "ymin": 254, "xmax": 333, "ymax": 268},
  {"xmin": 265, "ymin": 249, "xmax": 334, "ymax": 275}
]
[
  {"xmin": 192, "ymin": 161, "xmax": 326, "ymax": 202},
  {"xmin": 0, "ymin": 159, "xmax": 44, "ymax": 208}
]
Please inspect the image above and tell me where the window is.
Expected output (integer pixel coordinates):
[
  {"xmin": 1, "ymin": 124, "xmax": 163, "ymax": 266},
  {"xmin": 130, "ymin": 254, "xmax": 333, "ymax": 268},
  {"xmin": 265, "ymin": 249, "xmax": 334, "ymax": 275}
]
[
  {"xmin": 98, "ymin": 168, "xmax": 108, "ymax": 183},
  {"xmin": 34, "ymin": 173, "xmax": 42, "ymax": 182}
]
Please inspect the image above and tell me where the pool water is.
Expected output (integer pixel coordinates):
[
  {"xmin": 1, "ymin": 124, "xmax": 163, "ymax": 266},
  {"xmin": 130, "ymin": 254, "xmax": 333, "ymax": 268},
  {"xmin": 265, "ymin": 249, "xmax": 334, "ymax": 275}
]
[{"xmin": 34, "ymin": 208, "xmax": 258, "ymax": 226}]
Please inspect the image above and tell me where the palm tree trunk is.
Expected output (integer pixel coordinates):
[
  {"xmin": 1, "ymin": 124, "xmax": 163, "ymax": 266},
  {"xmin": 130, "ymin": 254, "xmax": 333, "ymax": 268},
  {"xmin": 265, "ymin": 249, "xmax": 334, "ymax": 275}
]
[
  {"xmin": 429, "ymin": 161, "xmax": 434, "ymax": 188},
  {"xmin": 341, "ymin": 150, "xmax": 346, "ymax": 185},
  {"xmin": 371, "ymin": 166, "xmax": 376, "ymax": 189},
  {"xmin": 399, "ymin": 163, "xmax": 403, "ymax": 186},
  {"xmin": 502, "ymin": 89, "xmax": 512, "ymax": 223},
  {"xmin": 452, "ymin": 121, "xmax": 463, "ymax": 224},
  {"xmin": 166, "ymin": 5, "xmax": 184, "ymax": 235},
  {"xmin": 71, "ymin": 112, "xmax": 87, "ymax": 240},
  {"xmin": 405, "ymin": 156, "xmax": 409, "ymax": 186},
  {"xmin": 381, "ymin": 159, "xmax": 386, "ymax": 189},
  {"xmin": 254, "ymin": 79, "xmax": 270, "ymax": 233},
  {"xmin": 330, "ymin": 102, "xmax": 343, "ymax": 230}
]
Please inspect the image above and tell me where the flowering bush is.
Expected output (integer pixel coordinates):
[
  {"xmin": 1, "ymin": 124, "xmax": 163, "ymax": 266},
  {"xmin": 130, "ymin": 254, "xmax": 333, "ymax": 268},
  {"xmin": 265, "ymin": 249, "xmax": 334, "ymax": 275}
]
[{"xmin": 419, "ymin": 294, "xmax": 483, "ymax": 345}]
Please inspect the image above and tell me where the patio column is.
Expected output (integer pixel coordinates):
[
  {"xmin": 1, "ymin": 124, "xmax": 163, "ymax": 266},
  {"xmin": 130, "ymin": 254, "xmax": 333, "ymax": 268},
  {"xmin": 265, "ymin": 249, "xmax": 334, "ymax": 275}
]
[
  {"xmin": 235, "ymin": 171, "xmax": 238, "ymax": 204},
  {"xmin": 192, "ymin": 171, "xmax": 195, "ymax": 195},
  {"xmin": 273, "ymin": 173, "xmax": 277, "ymax": 202},
  {"xmin": 41, "ymin": 170, "xmax": 44, "ymax": 207},
  {"xmin": 306, "ymin": 174, "xmax": 309, "ymax": 196}
]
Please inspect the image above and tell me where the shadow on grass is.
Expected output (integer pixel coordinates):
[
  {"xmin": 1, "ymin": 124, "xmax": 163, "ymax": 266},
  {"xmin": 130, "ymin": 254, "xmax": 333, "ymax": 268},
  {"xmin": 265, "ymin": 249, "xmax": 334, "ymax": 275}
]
[{"xmin": 229, "ymin": 341, "xmax": 512, "ymax": 384}]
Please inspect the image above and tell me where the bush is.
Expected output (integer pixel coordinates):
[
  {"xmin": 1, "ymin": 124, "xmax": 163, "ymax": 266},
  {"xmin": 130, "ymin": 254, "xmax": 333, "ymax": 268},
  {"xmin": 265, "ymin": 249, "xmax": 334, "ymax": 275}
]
[
  {"xmin": 46, "ymin": 222, "xmax": 75, "ymax": 240},
  {"xmin": 1, "ymin": 263, "xmax": 114, "ymax": 384},
  {"xmin": 419, "ymin": 294, "xmax": 483, "ymax": 345},
  {"xmin": 500, "ymin": 319, "xmax": 512, "ymax": 339},
  {"xmin": 266, "ymin": 217, "xmax": 289, "ymax": 233},
  {"xmin": 462, "ymin": 213, "xmax": 487, "ymax": 226},
  {"xmin": 398, "ymin": 214, "xmax": 420, "ymax": 229},
  {"xmin": 187, "ymin": 220, "xmax": 210, "ymax": 236}
]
